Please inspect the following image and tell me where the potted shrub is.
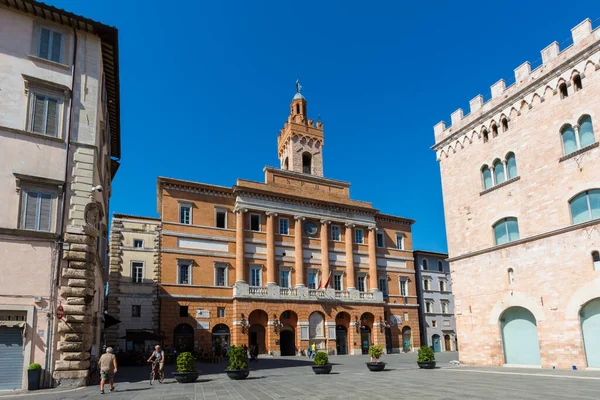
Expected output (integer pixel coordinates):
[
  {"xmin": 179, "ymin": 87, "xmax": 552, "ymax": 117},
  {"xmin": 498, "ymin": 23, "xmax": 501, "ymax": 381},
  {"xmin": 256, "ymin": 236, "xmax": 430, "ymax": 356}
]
[
  {"xmin": 366, "ymin": 345, "xmax": 386, "ymax": 371},
  {"xmin": 226, "ymin": 345, "xmax": 249, "ymax": 380},
  {"xmin": 173, "ymin": 352, "xmax": 200, "ymax": 383},
  {"xmin": 417, "ymin": 346, "xmax": 436, "ymax": 369},
  {"xmin": 27, "ymin": 363, "xmax": 42, "ymax": 390},
  {"xmin": 312, "ymin": 352, "xmax": 332, "ymax": 374}
]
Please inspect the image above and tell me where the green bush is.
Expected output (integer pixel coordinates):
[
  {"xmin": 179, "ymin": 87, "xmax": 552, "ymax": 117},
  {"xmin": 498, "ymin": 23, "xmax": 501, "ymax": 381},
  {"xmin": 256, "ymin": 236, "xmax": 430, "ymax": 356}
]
[
  {"xmin": 226, "ymin": 345, "xmax": 248, "ymax": 370},
  {"xmin": 417, "ymin": 346, "xmax": 435, "ymax": 362},
  {"xmin": 27, "ymin": 363, "xmax": 42, "ymax": 371},
  {"xmin": 313, "ymin": 352, "xmax": 328, "ymax": 366},
  {"xmin": 368, "ymin": 345, "xmax": 383, "ymax": 360},
  {"xmin": 176, "ymin": 352, "xmax": 196, "ymax": 373}
]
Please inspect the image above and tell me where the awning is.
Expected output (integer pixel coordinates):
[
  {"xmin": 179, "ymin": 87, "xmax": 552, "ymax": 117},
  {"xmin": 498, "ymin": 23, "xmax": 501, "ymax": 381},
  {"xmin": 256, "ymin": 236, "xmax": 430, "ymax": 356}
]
[
  {"xmin": 0, "ymin": 321, "xmax": 25, "ymax": 328},
  {"xmin": 103, "ymin": 314, "xmax": 121, "ymax": 330},
  {"xmin": 119, "ymin": 331, "xmax": 162, "ymax": 342}
]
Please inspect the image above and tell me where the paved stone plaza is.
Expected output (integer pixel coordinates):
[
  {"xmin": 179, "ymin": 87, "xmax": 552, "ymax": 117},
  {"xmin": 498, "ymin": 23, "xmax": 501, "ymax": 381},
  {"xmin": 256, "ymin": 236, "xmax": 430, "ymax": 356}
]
[{"xmin": 2, "ymin": 352, "xmax": 600, "ymax": 400}]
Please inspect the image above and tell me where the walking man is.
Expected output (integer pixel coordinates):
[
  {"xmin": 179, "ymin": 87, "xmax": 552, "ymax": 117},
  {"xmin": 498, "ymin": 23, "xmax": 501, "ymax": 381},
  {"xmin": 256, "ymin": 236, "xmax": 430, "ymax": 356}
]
[{"xmin": 98, "ymin": 347, "xmax": 118, "ymax": 394}]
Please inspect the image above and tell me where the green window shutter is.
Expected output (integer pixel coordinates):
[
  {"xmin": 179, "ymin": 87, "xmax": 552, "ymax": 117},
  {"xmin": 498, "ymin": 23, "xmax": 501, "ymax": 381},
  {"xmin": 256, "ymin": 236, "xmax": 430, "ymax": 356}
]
[
  {"xmin": 23, "ymin": 191, "xmax": 39, "ymax": 230},
  {"xmin": 32, "ymin": 95, "xmax": 46, "ymax": 133},
  {"xmin": 50, "ymin": 31, "xmax": 62, "ymax": 63},
  {"xmin": 39, "ymin": 193, "xmax": 52, "ymax": 232},
  {"xmin": 38, "ymin": 28, "xmax": 50, "ymax": 59},
  {"xmin": 45, "ymin": 98, "xmax": 58, "ymax": 137}
]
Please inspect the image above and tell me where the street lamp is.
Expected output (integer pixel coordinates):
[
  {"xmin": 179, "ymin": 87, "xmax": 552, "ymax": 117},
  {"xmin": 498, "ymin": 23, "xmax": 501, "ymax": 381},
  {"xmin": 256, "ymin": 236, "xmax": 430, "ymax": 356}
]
[
  {"xmin": 379, "ymin": 316, "xmax": 391, "ymax": 333},
  {"xmin": 240, "ymin": 313, "xmax": 249, "ymax": 334},
  {"xmin": 273, "ymin": 314, "xmax": 283, "ymax": 335}
]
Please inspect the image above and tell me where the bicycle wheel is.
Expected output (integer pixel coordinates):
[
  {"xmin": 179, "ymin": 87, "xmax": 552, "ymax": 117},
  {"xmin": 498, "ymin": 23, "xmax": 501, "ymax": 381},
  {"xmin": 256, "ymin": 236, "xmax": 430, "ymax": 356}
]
[{"xmin": 150, "ymin": 371, "xmax": 155, "ymax": 385}]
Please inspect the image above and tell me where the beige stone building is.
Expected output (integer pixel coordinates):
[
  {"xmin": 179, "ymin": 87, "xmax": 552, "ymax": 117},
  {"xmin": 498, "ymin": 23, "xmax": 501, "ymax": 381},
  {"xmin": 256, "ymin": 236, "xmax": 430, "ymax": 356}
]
[
  {"xmin": 433, "ymin": 19, "xmax": 600, "ymax": 369},
  {"xmin": 0, "ymin": 0, "xmax": 120, "ymax": 388},
  {"xmin": 106, "ymin": 214, "xmax": 161, "ymax": 351}
]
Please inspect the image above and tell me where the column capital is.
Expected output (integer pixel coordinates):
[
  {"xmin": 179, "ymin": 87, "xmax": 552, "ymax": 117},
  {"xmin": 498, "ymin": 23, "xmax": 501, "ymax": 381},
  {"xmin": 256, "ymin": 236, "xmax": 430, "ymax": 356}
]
[
  {"xmin": 367, "ymin": 225, "xmax": 377, "ymax": 231},
  {"xmin": 233, "ymin": 208, "xmax": 248, "ymax": 214},
  {"xmin": 294, "ymin": 215, "xmax": 305, "ymax": 221},
  {"xmin": 573, "ymin": 124, "xmax": 580, "ymax": 132},
  {"xmin": 320, "ymin": 219, "xmax": 331, "ymax": 225},
  {"xmin": 345, "ymin": 223, "xmax": 355, "ymax": 228},
  {"xmin": 265, "ymin": 212, "xmax": 278, "ymax": 217}
]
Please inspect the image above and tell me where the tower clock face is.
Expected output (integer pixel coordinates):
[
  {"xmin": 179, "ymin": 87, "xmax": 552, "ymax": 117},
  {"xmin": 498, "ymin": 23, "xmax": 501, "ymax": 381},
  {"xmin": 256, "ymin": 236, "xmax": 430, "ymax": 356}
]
[{"xmin": 304, "ymin": 221, "xmax": 318, "ymax": 237}]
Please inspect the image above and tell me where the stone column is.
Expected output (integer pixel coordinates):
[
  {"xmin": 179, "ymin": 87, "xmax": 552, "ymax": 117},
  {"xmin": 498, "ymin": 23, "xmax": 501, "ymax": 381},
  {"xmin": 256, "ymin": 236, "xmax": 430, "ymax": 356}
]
[
  {"xmin": 344, "ymin": 224, "xmax": 355, "ymax": 290},
  {"xmin": 235, "ymin": 209, "xmax": 246, "ymax": 283},
  {"xmin": 320, "ymin": 220, "xmax": 330, "ymax": 285},
  {"xmin": 294, "ymin": 216, "xmax": 305, "ymax": 287},
  {"xmin": 266, "ymin": 212, "xmax": 277, "ymax": 286},
  {"xmin": 368, "ymin": 226, "xmax": 378, "ymax": 292}
]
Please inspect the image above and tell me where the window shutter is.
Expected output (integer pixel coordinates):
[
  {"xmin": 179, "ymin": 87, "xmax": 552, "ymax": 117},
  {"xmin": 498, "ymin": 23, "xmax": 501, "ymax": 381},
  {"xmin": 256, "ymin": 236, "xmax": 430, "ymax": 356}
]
[
  {"xmin": 23, "ymin": 192, "xmax": 39, "ymax": 230},
  {"xmin": 38, "ymin": 193, "xmax": 52, "ymax": 232},
  {"xmin": 50, "ymin": 31, "xmax": 62, "ymax": 63},
  {"xmin": 45, "ymin": 98, "xmax": 58, "ymax": 137},
  {"xmin": 32, "ymin": 95, "xmax": 46, "ymax": 133},
  {"xmin": 38, "ymin": 28, "xmax": 50, "ymax": 59}
]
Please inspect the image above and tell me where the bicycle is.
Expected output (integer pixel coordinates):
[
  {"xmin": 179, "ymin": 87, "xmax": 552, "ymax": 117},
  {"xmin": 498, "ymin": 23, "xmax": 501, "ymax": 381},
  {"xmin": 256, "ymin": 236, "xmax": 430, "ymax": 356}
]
[{"xmin": 149, "ymin": 360, "xmax": 164, "ymax": 385}]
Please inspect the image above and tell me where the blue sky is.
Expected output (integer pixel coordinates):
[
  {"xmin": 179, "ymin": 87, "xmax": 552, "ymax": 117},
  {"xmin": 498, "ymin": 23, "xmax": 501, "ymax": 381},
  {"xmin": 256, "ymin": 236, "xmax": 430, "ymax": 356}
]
[{"xmin": 48, "ymin": 0, "xmax": 600, "ymax": 253}]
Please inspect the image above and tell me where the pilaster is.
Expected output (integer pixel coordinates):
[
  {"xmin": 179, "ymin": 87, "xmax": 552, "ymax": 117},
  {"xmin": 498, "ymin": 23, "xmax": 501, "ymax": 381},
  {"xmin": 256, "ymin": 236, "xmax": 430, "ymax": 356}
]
[
  {"xmin": 344, "ymin": 224, "xmax": 355, "ymax": 290},
  {"xmin": 294, "ymin": 216, "xmax": 305, "ymax": 287},
  {"xmin": 266, "ymin": 212, "xmax": 277, "ymax": 286}
]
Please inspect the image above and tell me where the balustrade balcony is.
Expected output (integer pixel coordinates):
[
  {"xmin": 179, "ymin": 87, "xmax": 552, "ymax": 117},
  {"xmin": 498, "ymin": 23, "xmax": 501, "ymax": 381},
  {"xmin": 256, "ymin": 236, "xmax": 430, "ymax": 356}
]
[{"xmin": 233, "ymin": 283, "xmax": 383, "ymax": 303}]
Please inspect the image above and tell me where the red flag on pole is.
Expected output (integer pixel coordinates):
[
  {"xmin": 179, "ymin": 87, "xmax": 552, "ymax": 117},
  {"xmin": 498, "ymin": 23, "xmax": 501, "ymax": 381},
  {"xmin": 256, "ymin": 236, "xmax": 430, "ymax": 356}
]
[{"xmin": 321, "ymin": 272, "xmax": 332, "ymax": 289}]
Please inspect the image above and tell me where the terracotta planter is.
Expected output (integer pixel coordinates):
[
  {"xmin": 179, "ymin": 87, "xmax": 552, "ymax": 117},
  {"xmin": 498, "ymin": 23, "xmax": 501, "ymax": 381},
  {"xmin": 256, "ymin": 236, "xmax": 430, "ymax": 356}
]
[
  {"xmin": 312, "ymin": 364, "xmax": 333, "ymax": 374},
  {"xmin": 366, "ymin": 362, "xmax": 386, "ymax": 371},
  {"xmin": 173, "ymin": 371, "xmax": 200, "ymax": 383},
  {"xmin": 417, "ymin": 361, "xmax": 436, "ymax": 369},
  {"xmin": 226, "ymin": 369, "xmax": 250, "ymax": 380}
]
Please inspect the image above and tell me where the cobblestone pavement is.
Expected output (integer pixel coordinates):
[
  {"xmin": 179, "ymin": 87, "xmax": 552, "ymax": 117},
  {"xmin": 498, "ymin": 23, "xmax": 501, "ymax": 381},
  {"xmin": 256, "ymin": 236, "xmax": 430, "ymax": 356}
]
[{"xmin": 2, "ymin": 352, "xmax": 600, "ymax": 400}]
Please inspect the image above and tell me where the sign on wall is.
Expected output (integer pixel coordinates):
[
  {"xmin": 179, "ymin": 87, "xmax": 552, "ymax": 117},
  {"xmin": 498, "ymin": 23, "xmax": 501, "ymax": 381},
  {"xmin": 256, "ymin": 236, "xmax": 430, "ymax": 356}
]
[
  {"xmin": 196, "ymin": 321, "xmax": 210, "ymax": 330},
  {"xmin": 196, "ymin": 308, "xmax": 210, "ymax": 319},
  {"xmin": 391, "ymin": 315, "xmax": 402, "ymax": 326}
]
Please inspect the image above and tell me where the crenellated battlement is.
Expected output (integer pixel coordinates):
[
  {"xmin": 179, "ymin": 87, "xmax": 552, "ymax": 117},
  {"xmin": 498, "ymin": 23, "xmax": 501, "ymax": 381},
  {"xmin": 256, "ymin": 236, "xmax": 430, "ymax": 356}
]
[{"xmin": 433, "ymin": 18, "xmax": 600, "ymax": 152}]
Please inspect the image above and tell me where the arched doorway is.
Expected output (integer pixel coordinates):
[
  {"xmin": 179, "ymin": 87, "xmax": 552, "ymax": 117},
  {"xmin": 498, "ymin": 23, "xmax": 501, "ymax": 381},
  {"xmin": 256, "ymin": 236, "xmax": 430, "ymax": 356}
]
[
  {"xmin": 500, "ymin": 306, "xmax": 541, "ymax": 365},
  {"xmin": 173, "ymin": 323, "xmax": 194, "ymax": 353},
  {"xmin": 359, "ymin": 313, "xmax": 374, "ymax": 355},
  {"xmin": 280, "ymin": 326, "xmax": 296, "ymax": 356},
  {"xmin": 309, "ymin": 312, "xmax": 325, "ymax": 350},
  {"xmin": 212, "ymin": 324, "xmax": 230, "ymax": 356},
  {"xmin": 444, "ymin": 334, "xmax": 452, "ymax": 351},
  {"xmin": 432, "ymin": 334, "xmax": 441, "ymax": 352},
  {"xmin": 335, "ymin": 312, "xmax": 350, "ymax": 355},
  {"xmin": 402, "ymin": 326, "xmax": 412, "ymax": 352},
  {"xmin": 581, "ymin": 298, "xmax": 600, "ymax": 367},
  {"xmin": 248, "ymin": 310, "xmax": 268, "ymax": 354},
  {"xmin": 385, "ymin": 328, "xmax": 392, "ymax": 354}
]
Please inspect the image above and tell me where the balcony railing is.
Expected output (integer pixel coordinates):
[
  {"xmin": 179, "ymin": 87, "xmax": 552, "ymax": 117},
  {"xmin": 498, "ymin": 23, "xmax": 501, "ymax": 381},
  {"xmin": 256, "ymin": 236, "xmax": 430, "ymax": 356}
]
[
  {"xmin": 359, "ymin": 292, "xmax": 374, "ymax": 299},
  {"xmin": 309, "ymin": 290, "xmax": 325, "ymax": 298},
  {"xmin": 335, "ymin": 290, "xmax": 350, "ymax": 299},
  {"xmin": 280, "ymin": 288, "xmax": 297, "ymax": 296},
  {"xmin": 234, "ymin": 283, "xmax": 384, "ymax": 303},
  {"xmin": 249, "ymin": 286, "xmax": 268, "ymax": 296}
]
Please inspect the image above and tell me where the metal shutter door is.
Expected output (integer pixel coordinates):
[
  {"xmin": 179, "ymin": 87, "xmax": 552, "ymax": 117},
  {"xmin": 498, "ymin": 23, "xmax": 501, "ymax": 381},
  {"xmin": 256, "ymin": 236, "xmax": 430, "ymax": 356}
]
[{"xmin": 0, "ymin": 327, "xmax": 24, "ymax": 390}]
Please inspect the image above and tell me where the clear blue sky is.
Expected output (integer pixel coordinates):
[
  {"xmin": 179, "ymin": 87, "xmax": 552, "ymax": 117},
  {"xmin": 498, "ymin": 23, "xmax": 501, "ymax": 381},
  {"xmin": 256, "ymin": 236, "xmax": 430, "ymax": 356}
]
[{"xmin": 48, "ymin": 0, "xmax": 600, "ymax": 253}]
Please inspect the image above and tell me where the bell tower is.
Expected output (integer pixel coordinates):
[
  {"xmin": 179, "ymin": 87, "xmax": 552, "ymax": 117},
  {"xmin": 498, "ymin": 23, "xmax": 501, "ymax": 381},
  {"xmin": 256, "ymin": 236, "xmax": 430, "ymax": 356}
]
[{"xmin": 277, "ymin": 80, "xmax": 324, "ymax": 176}]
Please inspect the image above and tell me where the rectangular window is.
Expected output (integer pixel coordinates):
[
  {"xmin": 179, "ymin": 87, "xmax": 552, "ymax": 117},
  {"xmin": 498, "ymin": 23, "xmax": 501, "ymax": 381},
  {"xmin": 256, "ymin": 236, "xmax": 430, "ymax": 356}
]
[
  {"xmin": 250, "ymin": 266, "xmax": 262, "ymax": 287},
  {"xmin": 425, "ymin": 301, "xmax": 433, "ymax": 313},
  {"xmin": 250, "ymin": 214, "xmax": 260, "ymax": 231},
  {"xmin": 432, "ymin": 320, "xmax": 437, "ymax": 328},
  {"xmin": 331, "ymin": 225, "xmax": 341, "ymax": 241},
  {"xmin": 38, "ymin": 28, "xmax": 62, "ymax": 63},
  {"xmin": 131, "ymin": 305, "xmax": 141, "ymax": 318},
  {"xmin": 399, "ymin": 279, "xmax": 408, "ymax": 296},
  {"xmin": 279, "ymin": 269, "xmax": 290, "ymax": 288},
  {"xmin": 376, "ymin": 232, "xmax": 385, "ymax": 248},
  {"xmin": 178, "ymin": 262, "xmax": 191, "ymax": 285},
  {"xmin": 131, "ymin": 262, "xmax": 144, "ymax": 283},
  {"xmin": 217, "ymin": 307, "xmax": 225, "ymax": 318},
  {"xmin": 133, "ymin": 239, "xmax": 143, "ymax": 248},
  {"xmin": 423, "ymin": 279, "xmax": 431, "ymax": 291},
  {"xmin": 30, "ymin": 93, "xmax": 60, "ymax": 137},
  {"xmin": 396, "ymin": 234, "xmax": 404, "ymax": 250},
  {"xmin": 357, "ymin": 275, "xmax": 366, "ymax": 292},
  {"xmin": 355, "ymin": 228, "xmax": 364, "ymax": 244},
  {"xmin": 308, "ymin": 270, "xmax": 318, "ymax": 290},
  {"xmin": 378, "ymin": 277, "xmax": 388, "ymax": 297},
  {"xmin": 216, "ymin": 210, "xmax": 227, "ymax": 228},
  {"xmin": 21, "ymin": 190, "xmax": 53, "ymax": 232},
  {"xmin": 215, "ymin": 266, "xmax": 227, "ymax": 286},
  {"xmin": 333, "ymin": 273, "xmax": 343, "ymax": 291},
  {"xmin": 404, "ymin": 312, "xmax": 409, "ymax": 322},
  {"xmin": 279, "ymin": 218, "xmax": 289, "ymax": 235},
  {"xmin": 439, "ymin": 280, "xmax": 447, "ymax": 292},
  {"xmin": 179, "ymin": 306, "xmax": 188, "ymax": 317},
  {"xmin": 179, "ymin": 205, "xmax": 191, "ymax": 225},
  {"xmin": 441, "ymin": 302, "xmax": 449, "ymax": 314}
]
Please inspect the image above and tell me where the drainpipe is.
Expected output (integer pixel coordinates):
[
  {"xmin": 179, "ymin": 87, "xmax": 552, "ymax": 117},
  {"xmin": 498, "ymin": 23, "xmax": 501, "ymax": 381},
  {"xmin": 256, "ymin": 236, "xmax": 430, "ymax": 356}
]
[{"xmin": 43, "ymin": 21, "xmax": 78, "ymax": 388}]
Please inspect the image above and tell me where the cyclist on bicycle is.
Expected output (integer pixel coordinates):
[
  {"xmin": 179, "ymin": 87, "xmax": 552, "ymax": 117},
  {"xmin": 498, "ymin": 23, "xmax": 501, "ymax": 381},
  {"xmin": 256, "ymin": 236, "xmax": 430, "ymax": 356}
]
[{"xmin": 147, "ymin": 345, "xmax": 165, "ymax": 381}]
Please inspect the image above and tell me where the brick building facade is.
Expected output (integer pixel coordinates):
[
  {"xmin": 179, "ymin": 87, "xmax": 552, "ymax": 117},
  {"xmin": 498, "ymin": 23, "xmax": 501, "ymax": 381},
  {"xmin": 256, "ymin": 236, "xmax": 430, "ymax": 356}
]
[
  {"xmin": 156, "ymin": 87, "xmax": 420, "ymax": 356},
  {"xmin": 433, "ymin": 19, "xmax": 600, "ymax": 369}
]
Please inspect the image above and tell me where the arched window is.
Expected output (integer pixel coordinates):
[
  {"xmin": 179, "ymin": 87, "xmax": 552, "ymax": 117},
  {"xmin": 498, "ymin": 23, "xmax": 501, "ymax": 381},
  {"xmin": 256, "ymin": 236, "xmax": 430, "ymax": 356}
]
[
  {"xmin": 507, "ymin": 268, "xmax": 514, "ymax": 284},
  {"xmin": 493, "ymin": 159, "xmax": 506, "ymax": 185},
  {"xmin": 501, "ymin": 117, "xmax": 509, "ymax": 132},
  {"xmin": 578, "ymin": 115, "xmax": 595, "ymax": 148},
  {"xmin": 481, "ymin": 165, "xmax": 492, "ymax": 190},
  {"xmin": 506, "ymin": 152, "xmax": 517, "ymax": 179},
  {"xmin": 283, "ymin": 157, "xmax": 289, "ymax": 170},
  {"xmin": 295, "ymin": 104, "xmax": 300, "ymax": 114},
  {"xmin": 570, "ymin": 190, "xmax": 600, "ymax": 224},
  {"xmin": 493, "ymin": 217, "xmax": 520, "ymax": 245},
  {"xmin": 491, "ymin": 123, "xmax": 499, "ymax": 138},
  {"xmin": 573, "ymin": 74, "xmax": 583, "ymax": 91},
  {"xmin": 561, "ymin": 124, "xmax": 578, "ymax": 156},
  {"xmin": 593, "ymin": 251, "xmax": 600, "ymax": 271},
  {"xmin": 422, "ymin": 259, "xmax": 428, "ymax": 270},
  {"xmin": 302, "ymin": 152, "xmax": 312, "ymax": 174},
  {"xmin": 437, "ymin": 261, "xmax": 443, "ymax": 272},
  {"xmin": 559, "ymin": 82, "xmax": 568, "ymax": 99},
  {"xmin": 482, "ymin": 128, "xmax": 489, "ymax": 143}
]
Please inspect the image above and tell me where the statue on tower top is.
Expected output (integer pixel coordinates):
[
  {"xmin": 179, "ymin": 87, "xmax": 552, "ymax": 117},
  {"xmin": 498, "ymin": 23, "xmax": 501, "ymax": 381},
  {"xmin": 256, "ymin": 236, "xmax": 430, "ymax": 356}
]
[{"xmin": 296, "ymin": 78, "xmax": 302, "ymax": 94}]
